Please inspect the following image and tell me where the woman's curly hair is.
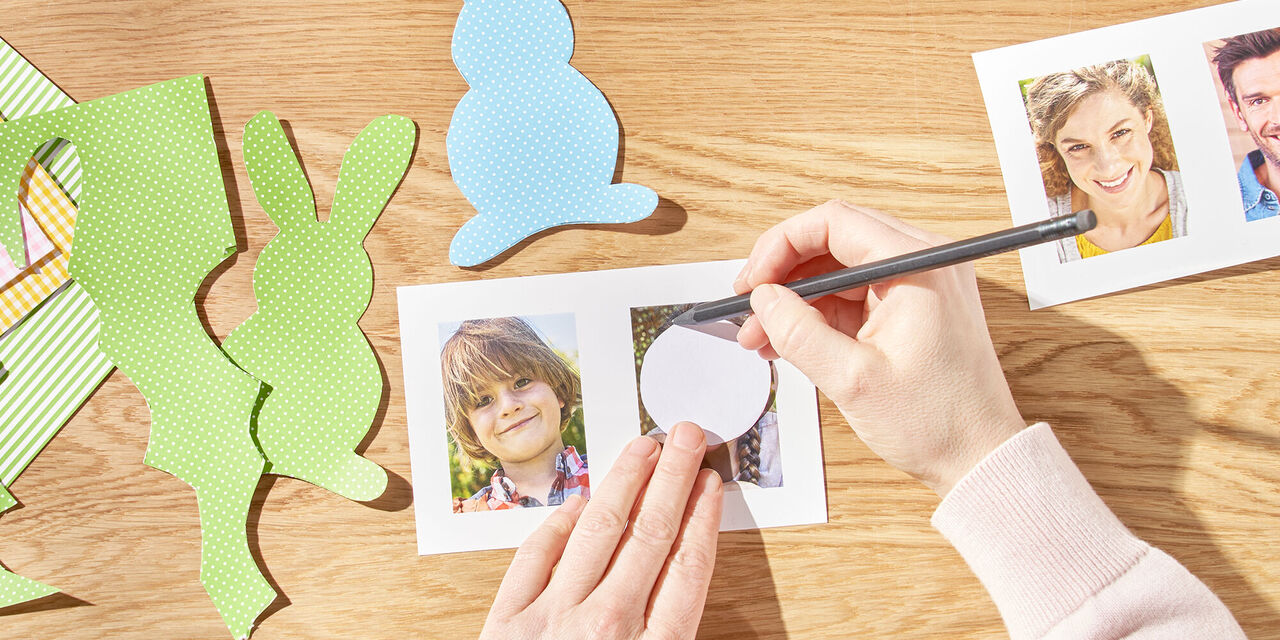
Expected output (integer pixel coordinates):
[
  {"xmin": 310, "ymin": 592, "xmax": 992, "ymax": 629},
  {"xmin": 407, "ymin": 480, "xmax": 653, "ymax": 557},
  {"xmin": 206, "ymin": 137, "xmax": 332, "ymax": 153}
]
[{"xmin": 1025, "ymin": 59, "xmax": 1178, "ymax": 198}]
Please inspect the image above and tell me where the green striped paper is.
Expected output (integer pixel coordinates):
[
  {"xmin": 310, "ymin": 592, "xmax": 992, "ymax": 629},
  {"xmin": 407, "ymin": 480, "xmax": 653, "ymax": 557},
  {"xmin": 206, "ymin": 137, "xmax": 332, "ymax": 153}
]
[
  {"xmin": 0, "ymin": 37, "xmax": 111, "ymax": 487},
  {"xmin": 0, "ymin": 283, "xmax": 108, "ymax": 483},
  {"xmin": 0, "ymin": 36, "xmax": 114, "ymax": 610},
  {"xmin": 0, "ymin": 41, "xmax": 79, "ymax": 203}
]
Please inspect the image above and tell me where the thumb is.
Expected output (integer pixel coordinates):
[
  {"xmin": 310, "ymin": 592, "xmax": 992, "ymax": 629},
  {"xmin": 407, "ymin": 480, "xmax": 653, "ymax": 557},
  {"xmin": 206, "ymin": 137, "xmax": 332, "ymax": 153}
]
[{"xmin": 750, "ymin": 284, "xmax": 869, "ymax": 394}]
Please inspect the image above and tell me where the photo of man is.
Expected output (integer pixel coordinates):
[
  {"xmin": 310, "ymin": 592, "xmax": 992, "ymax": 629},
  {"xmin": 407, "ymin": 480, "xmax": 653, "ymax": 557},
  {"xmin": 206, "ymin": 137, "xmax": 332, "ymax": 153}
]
[{"xmin": 1209, "ymin": 28, "xmax": 1280, "ymax": 221}]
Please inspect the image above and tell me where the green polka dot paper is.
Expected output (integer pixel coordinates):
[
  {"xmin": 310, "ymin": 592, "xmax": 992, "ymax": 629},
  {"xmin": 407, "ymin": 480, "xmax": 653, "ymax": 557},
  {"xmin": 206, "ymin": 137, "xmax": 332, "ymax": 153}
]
[
  {"xmin": 223, "ymin": 111, "xmax": 415, "ymax": 502},
  {"xmin": 0, "ymin": 76, "xmax": 272, "ymax": 639},
  {"xmin": 446, "ymin": 0, "xmax": 658, "ymax": 266},
  {"xmin": 0, "ymin": 483, "xmax": 58, "ymax": 609}
]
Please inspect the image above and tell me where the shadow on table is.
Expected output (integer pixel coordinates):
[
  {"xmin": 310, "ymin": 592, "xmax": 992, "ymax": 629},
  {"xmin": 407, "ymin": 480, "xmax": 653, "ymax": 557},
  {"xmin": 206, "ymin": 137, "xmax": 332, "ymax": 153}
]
[
  {"xmin": 699, "ymin": 527, "xmax": 785, "ymax": 640},
  {"xmin": 692, "ymin": 273, "xmax": 1278, "ymax": 637},
  {"xmin": 0, "ymin": 591, "xmax": 91, "ymax": 617},
  {"xmin": 460, "ymin": 195, "xmax": 689, "ymax": 272},
  {"xmin": 981, "ymin": 277, "xmax": 1279, "ymax": 637}
]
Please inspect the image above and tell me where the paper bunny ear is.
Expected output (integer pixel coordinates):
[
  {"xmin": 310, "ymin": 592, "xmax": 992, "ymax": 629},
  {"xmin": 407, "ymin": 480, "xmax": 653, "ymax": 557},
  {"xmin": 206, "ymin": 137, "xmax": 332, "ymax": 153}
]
[
  {"xmin": 330, "ymin": 115, "xmax": 416, "ymax": 240},
  {"xmin": 243, "ymin": 110, "xmax": 317, "ymax": 230}
]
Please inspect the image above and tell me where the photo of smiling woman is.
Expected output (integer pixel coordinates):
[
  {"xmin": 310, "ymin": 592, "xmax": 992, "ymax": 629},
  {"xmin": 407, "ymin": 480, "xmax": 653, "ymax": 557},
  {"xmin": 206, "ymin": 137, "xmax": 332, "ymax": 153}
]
[
  {"xmin": 440, "ymin": 314, "xmax": 589, "ymax": 514},
  {"xmin": 1024, "ymin": 57, "xmax": 1187, "ymax": 263}
]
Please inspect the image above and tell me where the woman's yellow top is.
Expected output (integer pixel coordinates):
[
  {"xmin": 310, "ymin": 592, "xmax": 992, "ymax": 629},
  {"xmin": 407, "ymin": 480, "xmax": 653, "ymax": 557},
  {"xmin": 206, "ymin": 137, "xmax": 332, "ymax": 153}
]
[{"xmin": 1076, "ymin": 214, "xmax": 1172, "ymax": 259}]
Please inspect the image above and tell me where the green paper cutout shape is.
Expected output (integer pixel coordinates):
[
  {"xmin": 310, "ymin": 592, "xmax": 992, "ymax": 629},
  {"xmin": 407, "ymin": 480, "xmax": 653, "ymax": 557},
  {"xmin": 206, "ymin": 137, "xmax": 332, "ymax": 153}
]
[
  {"xmin": 223, "ymin": 111, "xmax": 414, "ymax": 502},
  {"xmin": 0, "ymin": 76, "xmax": 273, "ymax": 639},
  {"xmin": 0, "ymin": 484, "xmax": 59, "ymax": 609}
]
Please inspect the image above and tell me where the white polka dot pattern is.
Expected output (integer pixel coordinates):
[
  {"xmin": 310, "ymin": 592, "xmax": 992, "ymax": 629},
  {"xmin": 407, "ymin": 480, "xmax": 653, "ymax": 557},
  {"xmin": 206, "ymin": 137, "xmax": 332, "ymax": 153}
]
[
  {"xmin": 223, "ymin": 110, "xmax": 415, "ymax": 503},
  {"xmin": 446, "ymin": 0, "xmax": 658, "ymax": 266},
  {"xmin": 0, "ymin": 75, "xmax": 274, "ymax": 639}
]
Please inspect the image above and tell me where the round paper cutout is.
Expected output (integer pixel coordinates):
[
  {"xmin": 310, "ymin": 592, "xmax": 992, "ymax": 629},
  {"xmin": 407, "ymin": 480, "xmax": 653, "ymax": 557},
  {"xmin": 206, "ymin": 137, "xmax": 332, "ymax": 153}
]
[{"xmin": 639, "ymin": 322, "xmax": 772, "ymax": 445}]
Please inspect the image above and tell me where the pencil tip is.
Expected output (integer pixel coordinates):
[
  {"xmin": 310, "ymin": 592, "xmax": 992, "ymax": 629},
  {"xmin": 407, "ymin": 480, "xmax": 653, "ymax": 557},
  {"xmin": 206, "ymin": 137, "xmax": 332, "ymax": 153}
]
[{"xmin": 670, "ymin": 309, "xmax": 695, "ymax": 326}]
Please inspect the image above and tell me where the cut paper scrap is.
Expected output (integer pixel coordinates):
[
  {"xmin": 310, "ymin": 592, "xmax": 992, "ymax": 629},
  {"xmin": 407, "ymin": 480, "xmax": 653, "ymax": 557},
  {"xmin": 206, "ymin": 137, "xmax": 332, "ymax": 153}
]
[
  {"xmin": 0, "ymin": 483, "xmax": 59, "ymax": 609},
  {"xmin": 0, "ymin": 40, "xmax": 107, "ymax": 616},
  {"xmin": 222, "ymin": 111, "xmax": 415, "ymax": 501},
  {"xmin": 0, "ymin": 36, "xmax": 112, "ymax": 487},
  {"xmin": 0, "ymin": 76, "xmax": 272, "ymax": 638},
  {"xmin": 0, "ymin": 284, "xmax": 109, "ymax": 484},
  {"xmin": 0, "ymin": 157, "xmax": 77, "ymax": 334},
  {"xmin": 0, "ymin": 39, "xmax": 81, "ymax": 201},
  {"xmin": 446, "ymin": 0, "xmax": 658, "ymax": 266},
  {"xmin": 0, "ymin": 206, "xmax": 54, "ymax": 288},
  {"xmin": 639, "ymin": 321, "xmax": 772, "ymax": 445}
]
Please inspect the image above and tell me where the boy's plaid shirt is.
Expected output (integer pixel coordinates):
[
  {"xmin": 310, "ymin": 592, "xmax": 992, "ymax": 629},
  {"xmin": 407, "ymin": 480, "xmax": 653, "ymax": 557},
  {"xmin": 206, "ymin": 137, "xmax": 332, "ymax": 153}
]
[{"xmin": 475, "ymin": 446, "xmax": 590, "ymax": 510}]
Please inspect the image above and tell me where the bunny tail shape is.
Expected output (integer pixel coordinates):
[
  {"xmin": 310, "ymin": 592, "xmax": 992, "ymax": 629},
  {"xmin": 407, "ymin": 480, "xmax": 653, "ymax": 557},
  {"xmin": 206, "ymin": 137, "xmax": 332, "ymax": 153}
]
[
  {"xmin": 600, "ymin": 182, "xmax": 659, "ymax": 224},
  {"xmin": 224, "ymin": 111, "xmax": 416, "ymax": 503},
  {"xmin": 269, "ymin": 447, "xmax": 388, "ymax": 503},
  {"xmin": 448, "ymin": 182, "xmax": 659, "ymax": 266},
  {"xmin": 249, "ymin": 369, "xmax": 389, "ymax": 502}
]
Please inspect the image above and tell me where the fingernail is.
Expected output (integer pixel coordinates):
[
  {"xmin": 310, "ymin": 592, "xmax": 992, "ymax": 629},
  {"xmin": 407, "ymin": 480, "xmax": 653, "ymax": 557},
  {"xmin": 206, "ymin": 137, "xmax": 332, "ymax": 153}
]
[
  {"xmin": 750, "ymin": 284, "xmax": 780, "ymax": 313},
  {"xmin": 669, "ymin": 422, "xmax": 704, "ymax": 451},
  {"xmin": 734, "ymin": 263, "xmax": 752, "ymax": 291},
  {"xmin": 700, "ymin": 468, "xmax": 723, "ymax": 493},
  {"xmin": 628, "ymin": 436, "xmax": 658, "ymax": 458},
  {"xmin": 561, "ymin": 494, "xmax": 586, "ymax": 513}
]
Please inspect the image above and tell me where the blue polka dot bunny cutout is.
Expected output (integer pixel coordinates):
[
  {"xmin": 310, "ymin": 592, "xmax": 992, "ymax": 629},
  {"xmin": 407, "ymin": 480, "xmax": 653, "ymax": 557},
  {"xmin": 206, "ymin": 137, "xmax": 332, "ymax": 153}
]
[{"xmin": 446, "ymin": 0, "xmax": 659, "ymax": 267}]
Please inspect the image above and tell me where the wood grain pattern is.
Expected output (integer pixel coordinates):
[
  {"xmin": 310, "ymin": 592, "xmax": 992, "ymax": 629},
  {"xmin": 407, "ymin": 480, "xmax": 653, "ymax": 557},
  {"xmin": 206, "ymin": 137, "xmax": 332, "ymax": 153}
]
[{"xmin": 1, "ymin": 1, "xmax": 1276, "ymax": 638}]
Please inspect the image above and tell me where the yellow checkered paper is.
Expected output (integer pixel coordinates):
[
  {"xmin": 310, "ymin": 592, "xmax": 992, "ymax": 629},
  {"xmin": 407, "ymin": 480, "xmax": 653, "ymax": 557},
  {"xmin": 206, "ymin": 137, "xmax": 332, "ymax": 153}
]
[{"xmin": 0, "ymin": 157, "xmax": 76, "ymax": 332}]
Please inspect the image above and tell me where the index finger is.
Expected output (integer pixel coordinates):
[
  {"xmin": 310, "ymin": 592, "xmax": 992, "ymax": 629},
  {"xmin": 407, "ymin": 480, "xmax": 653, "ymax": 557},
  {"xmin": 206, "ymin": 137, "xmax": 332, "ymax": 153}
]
[
  {"xmin": 734, "ymin": 200, "xmax": 933, "ymax": 295},
  {"xmin": 590, "ymin": 422, "xmax": 708, "ymax": 606}
]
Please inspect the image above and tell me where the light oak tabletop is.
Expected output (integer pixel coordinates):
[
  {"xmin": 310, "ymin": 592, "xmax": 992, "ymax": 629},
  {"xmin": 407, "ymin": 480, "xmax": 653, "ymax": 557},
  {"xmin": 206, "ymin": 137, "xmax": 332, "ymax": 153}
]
[{"xmin": 1, "ymin": 1, "xmax": 1276, "ymax": 638}]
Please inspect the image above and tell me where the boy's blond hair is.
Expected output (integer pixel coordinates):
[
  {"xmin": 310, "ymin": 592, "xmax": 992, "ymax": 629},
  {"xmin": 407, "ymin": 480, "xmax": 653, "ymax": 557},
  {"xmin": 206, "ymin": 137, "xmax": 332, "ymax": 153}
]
[{"xmin": 441, "ymin": 316, "xmax": 581, "ymax": 465}]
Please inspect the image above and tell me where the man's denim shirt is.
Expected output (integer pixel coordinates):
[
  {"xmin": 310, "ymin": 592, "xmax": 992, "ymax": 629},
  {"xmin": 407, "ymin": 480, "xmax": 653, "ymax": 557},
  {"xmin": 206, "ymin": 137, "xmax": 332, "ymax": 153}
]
[{"xmin": 1240, "ymin": 149, "xmax": 1280, "ymax": 221}]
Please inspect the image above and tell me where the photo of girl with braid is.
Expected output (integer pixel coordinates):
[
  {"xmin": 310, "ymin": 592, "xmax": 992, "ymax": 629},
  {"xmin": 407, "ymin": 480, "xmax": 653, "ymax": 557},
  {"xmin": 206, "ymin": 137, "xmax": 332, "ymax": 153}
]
[
  {"xmin": 630, "ymin": 304, "xmax": 783, "ymax": 488},
  {"xmin": 440, "ymin": 314, "xmax": 591, "ymax": 513}
]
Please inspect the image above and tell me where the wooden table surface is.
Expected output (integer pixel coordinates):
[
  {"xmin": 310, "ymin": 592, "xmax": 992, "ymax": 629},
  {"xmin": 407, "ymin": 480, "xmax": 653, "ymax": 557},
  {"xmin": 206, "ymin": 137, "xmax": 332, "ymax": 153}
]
[{"xmin": 2, "ymin": 1, "xmax": 1276, "ymax": 638}]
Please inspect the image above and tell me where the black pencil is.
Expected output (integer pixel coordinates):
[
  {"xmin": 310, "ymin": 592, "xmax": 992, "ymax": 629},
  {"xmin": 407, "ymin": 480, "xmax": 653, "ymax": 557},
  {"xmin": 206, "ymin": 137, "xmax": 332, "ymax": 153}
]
[{"xmin": 672, "ymin": 210, "xmax": 1097, "ymax": 327}]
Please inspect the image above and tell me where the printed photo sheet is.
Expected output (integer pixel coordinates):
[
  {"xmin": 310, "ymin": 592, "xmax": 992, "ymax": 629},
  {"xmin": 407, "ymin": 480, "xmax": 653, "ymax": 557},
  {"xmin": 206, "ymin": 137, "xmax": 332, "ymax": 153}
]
[
  {"xmin": 398, "ymin": 260, "xmax": 826, "ymax": 555},
  {"xmin": 974, "ymin": 0, "xmax": 1280, "ymax": 308}
]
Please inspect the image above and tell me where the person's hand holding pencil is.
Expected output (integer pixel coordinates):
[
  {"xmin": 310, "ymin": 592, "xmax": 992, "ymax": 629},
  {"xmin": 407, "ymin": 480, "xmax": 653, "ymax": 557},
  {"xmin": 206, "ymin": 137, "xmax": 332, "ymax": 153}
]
[{"xmin": 733, "ymin": 200, "xmax": 1030, "ymax": 497}]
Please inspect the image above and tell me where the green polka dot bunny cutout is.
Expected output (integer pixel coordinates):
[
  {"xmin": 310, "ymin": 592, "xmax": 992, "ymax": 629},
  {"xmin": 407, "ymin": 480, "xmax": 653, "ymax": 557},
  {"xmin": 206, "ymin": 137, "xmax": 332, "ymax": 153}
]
[
  {"xmin": 223, "ymin": 111, "xmax": 416, "ymax": 502},
  {"xmin": 0, "ymin": 76, "xmax": 273, "ymax": 639}
]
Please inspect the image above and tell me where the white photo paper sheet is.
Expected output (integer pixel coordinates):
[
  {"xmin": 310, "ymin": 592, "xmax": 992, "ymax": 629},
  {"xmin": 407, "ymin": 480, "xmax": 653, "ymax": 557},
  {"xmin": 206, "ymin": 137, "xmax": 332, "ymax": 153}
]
[
  {"xmin": 974, "ymin": 0, "xmax": 1280, "ymax": 309},
  {"xmin": 398, "ymin": 260, "xmax": 826, "ymax": 555}
]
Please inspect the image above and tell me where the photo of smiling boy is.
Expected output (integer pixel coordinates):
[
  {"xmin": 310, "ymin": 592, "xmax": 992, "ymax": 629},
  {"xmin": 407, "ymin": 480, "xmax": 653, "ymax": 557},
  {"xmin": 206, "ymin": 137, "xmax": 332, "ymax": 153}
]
[
  {"xmin": 440, "ymin": 315, "xmax": 589, "ymax": 513},
  {"xmin": 1022, "ymin": 57, "xmax": 1187, "ymax": 262}
]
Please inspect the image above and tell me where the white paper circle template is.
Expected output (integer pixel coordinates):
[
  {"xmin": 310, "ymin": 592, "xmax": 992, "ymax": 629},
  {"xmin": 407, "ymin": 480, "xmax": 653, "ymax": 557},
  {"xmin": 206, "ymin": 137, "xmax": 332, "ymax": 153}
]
[{"xmin": 639, "ymin": 322, "xmax": 772, "ymax": 445}]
